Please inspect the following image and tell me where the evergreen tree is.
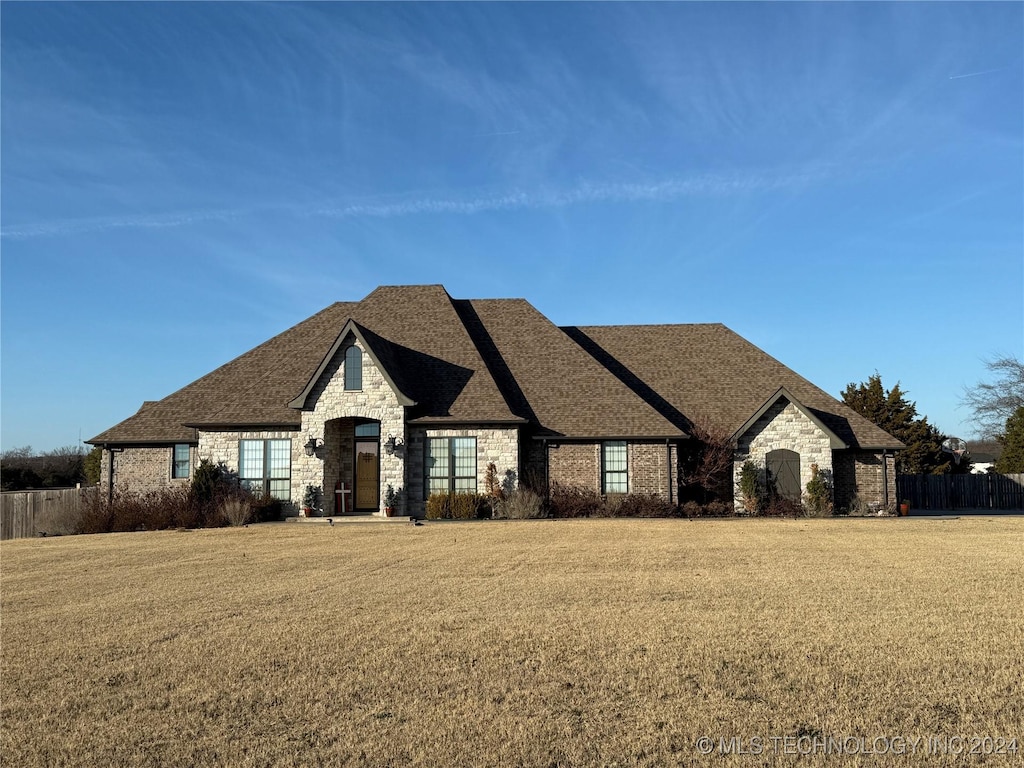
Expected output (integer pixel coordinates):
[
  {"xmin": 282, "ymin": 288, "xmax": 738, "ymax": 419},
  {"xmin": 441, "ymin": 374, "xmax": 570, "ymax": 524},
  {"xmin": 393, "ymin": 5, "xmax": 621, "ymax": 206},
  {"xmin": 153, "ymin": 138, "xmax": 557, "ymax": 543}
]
[
  {"xmin": 83, "ymin": 446, "xmax": 103, "ymax": 485},
  {"xmin": 841, "ymin": 374, "xmax": 967, "ymax": 475},
  {"xmin": 994, "ymin": 406, "xmax": 1024, "ymax": 474}
]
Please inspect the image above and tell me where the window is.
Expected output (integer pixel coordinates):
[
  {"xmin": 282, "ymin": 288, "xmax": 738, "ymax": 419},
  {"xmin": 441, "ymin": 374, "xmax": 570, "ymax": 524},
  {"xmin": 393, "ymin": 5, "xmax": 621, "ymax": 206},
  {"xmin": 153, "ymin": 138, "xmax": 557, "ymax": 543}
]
[
  {"xmin": 354, "ymin": 422, "xmax": 380, "ymax": 438},
  {"xmin": 344, "ymin": 346, "xmax": 362, "ymax": 390},
  {"xmin": 239, "ymin": 439, "xmax": 291, "ymax": 500},
  {"xmin": 172, "ymin": 444, "xmax": 190, "ymax": 479},
  {"xmin": 426, "ymin": 437, "xmax": 477, "ymax": 495},
  {"xmin": 602, "ymin": 441, "xmax": 628, "ymax": 493}
]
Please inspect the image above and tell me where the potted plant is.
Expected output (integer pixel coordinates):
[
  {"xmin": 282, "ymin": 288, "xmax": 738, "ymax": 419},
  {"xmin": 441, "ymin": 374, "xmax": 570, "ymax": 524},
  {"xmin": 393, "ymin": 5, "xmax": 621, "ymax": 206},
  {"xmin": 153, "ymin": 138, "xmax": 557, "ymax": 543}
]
[
  {"xmin": 302, "ymin": 485, "xmax": 320, "ymax": 517},
  {"xmin": 899, "ymin": 499, "xmax": 910, "ymax": 516},
  {"xmin": 384, "ymin": 484, "xmax": 400, "ymax": 517}
]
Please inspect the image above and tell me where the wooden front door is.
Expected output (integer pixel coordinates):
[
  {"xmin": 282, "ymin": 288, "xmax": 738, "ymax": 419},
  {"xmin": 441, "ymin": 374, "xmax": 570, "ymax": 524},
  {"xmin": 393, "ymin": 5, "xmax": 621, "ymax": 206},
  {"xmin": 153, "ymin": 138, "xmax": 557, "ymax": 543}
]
[
  {"xmin": 354, "ymin": 440, "xmax": 379, "ymax": 511},
  {"xmin": 766, "ymin": 449, "xmax": 801, "ymax": 502}
]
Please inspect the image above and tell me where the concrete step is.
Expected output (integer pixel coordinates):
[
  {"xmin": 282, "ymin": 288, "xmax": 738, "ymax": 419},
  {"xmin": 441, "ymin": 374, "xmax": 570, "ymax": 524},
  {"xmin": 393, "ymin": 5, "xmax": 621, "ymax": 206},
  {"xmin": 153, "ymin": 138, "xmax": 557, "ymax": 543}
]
[{"xmin": 285, "ymin": 515, "xmax": 413, "ymax": 524}]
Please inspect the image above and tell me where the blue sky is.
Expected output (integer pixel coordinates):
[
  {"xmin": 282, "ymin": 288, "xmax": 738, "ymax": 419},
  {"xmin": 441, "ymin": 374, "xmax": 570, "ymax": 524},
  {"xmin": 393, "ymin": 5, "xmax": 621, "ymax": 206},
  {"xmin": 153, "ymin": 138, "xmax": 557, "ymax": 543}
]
[{"xmin": 2, "ymin": 2, "xmax": 1022, "ymax": 452}]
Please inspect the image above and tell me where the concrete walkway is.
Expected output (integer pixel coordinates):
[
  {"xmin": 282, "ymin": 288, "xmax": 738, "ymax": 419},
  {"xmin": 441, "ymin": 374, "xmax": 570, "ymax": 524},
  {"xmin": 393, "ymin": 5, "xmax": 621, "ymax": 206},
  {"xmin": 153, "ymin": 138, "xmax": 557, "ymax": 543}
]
[
  {"xmin": 285, "ymin": 515, "xmax": 414, "ymax": 525},
  {"xmin": 907, "ymin": 508, "xmax": 1024, "ymax": 517}
]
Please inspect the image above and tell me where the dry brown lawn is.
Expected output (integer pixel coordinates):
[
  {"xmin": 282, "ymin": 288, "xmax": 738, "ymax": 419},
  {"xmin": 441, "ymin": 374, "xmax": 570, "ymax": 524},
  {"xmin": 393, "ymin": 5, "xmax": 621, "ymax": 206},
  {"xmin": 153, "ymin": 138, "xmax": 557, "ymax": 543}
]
[{"xmin": 2, "ymin": 517, "xmax": 1022, "ymax": 767}]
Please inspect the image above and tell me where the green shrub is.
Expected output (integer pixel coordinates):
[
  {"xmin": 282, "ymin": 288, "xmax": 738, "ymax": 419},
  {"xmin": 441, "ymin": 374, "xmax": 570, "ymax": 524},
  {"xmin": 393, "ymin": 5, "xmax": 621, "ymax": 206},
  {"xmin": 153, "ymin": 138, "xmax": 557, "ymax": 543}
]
[
  {"xmin": 739, "ymin": 460, "xmax": 765, "ymax": 514},
  {"xmin": 804, "ymin": 463, "xmax": 833, "ymax": 516},
  {"xmin": 190, "ymin": 459, "xmax": 224, "ymax": 508}
]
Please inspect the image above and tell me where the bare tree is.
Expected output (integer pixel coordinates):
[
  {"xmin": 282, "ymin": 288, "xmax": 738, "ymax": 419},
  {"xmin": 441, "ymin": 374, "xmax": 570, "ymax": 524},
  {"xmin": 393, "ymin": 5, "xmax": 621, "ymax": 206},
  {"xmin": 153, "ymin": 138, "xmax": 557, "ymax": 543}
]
[
  {"xmin": 961, "ymin": 355, "xmax": 1024, "ymax": 440},
  {"xmin": 679, "ymin": 417, "xmax": 736, "ymax": 503}
]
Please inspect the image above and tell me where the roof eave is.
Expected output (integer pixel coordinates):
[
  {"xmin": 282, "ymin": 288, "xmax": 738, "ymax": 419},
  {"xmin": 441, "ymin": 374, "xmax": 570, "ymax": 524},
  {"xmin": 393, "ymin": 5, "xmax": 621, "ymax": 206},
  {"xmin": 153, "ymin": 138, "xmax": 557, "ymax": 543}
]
[
  {"xmin": 531, "ymin": 433, "xmax": 688, "ymax": 441},
  {"xmin": 407, "ymin": 417, "xmax": 529, "ymax": 426},
  {"xmin": 182, "ymin": 422, "xmax": 301, "ymax": 432}
]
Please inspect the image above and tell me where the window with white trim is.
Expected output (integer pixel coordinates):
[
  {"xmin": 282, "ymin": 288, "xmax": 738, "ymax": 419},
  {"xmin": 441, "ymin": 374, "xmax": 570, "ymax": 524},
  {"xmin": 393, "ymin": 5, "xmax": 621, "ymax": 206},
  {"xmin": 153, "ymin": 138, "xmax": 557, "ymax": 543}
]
[
  {"xmin": 344, "ymin": 346, "xmax": 362, "ymax": 390},
  {"xmin": 172, "ymin": 444, "xmax": 190, "ymax": 479},
  {"xmin": 239, "ymin": 439, "xmax": 291, "ymax": 500},
  {"xmin": 602, "ymin": 441, "xmax": 628, "ymax": 494},
  {"xmin": 426, "ymin": 437, "xmax": 477, "ymax": 496}
]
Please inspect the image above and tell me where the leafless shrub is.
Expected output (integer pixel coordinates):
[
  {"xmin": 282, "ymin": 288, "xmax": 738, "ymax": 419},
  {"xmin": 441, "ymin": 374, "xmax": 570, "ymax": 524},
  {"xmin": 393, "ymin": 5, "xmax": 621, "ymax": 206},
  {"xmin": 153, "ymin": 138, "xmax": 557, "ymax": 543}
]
[
  {"xmin": 219, "ymin": 498, "xmax": 252, "ymax": 526},
  {"xmin": 34, "ymin": 502, "xmax": 83, "ymax": 537},
  {"xmin": 681, "ymin": 500, "xmax": 734, "ymax": 518},
  {"xmin": 548, "ymin": 483, "xmax": 603, "ymax": 518},
  {"xmin": 494, "ymin": 487, "xmax": 545, "ymax": 519},
  {"xmin": 680, "ymin": 416, "xmax": 736, "ymax": 503}
]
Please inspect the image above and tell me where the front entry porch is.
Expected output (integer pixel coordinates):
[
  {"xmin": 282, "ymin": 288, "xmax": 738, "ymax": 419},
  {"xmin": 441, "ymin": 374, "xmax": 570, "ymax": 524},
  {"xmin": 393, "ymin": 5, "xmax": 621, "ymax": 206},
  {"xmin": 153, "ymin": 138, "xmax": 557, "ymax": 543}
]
[{"xmin": 314, "ymin": 417, "xmax": 381, "ymax": 515}]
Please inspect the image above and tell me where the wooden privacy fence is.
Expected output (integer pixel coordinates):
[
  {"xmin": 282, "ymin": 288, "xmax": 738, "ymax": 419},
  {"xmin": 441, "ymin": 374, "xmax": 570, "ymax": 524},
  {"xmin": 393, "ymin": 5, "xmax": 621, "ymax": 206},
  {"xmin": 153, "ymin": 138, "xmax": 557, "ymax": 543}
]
[
  {"xmin": 0, "ymin": 487, "xmax": 96, "ymax": 540},
  {"xmin": 898, "ymin": 473, "xmax": 1024, "ymax": 511}
]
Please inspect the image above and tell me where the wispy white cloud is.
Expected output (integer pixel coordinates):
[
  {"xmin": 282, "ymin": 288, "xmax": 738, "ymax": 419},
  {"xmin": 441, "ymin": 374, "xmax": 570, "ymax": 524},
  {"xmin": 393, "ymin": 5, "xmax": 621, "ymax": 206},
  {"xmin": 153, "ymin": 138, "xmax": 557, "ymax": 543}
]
[
  {"xmin": 1, "ymin": 166, "xmax": 832, "ymax": 240},
  {"xmin": 948, "ymin": 68, "xmax": 1004, "ymax": 80},
  {"xmin": 0, "ymin": 208, "xmax": 245, "ymax": 240}
]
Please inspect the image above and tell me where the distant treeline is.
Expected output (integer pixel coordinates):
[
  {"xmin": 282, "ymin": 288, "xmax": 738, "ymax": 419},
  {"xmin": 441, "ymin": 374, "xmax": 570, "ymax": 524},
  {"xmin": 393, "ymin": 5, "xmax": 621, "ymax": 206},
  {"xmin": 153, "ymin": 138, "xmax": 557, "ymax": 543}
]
[{"xmin": 1, "ymin": 446, "xmax": 101, "ymax": 491}]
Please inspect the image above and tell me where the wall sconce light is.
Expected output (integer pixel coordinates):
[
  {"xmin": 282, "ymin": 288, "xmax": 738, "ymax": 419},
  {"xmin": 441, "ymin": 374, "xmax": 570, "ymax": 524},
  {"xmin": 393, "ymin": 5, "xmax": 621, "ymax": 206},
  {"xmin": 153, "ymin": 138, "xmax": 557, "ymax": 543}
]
[
  {"xmin": 304, "ymin": 436, "xmax": 323, "ymax": 457},
  {"xmin": 384, "ymin": 434, "xmax": 405, "ymax": 456}
]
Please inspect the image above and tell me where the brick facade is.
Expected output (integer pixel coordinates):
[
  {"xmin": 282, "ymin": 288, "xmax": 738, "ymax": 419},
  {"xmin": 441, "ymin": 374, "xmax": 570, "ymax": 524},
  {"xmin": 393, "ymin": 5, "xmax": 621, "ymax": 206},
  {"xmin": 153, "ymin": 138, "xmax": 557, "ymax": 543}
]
[
  {"xmin": 545, "ymin": 440, "xmax": 675, "ymax": 501},
  {"xmin": 547, "ymin": 443, "xmax": 599, "ymax": 489},
  {"xmin": 101, "ymin": 445, "xmax": 194, "ymax": 495},
  {"xmin": 833, "ymin": 450, "xmax": 897, "ymax": 512}
]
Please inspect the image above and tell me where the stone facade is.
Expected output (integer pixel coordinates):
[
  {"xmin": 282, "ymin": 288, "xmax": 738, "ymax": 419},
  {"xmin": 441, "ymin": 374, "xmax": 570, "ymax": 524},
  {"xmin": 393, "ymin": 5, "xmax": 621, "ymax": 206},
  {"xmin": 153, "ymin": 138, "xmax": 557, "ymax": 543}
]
[
  {"xmin": 405, "ymin": 426, "xmax": 520, "ymax": 516},
  {"xmin": 733, "ymin": 399, "xmax": 833, "ymax": 511},
  {"xmin": 295, "ymin": 338, "xmax": 406, "ymax": 515},
  {"xmin": 197, "ymin": 429, "xmax": 298, "ymax": 507},
  {"xmin": 100, "ymin": 445, "xmax": 194, "ymax": 495}
]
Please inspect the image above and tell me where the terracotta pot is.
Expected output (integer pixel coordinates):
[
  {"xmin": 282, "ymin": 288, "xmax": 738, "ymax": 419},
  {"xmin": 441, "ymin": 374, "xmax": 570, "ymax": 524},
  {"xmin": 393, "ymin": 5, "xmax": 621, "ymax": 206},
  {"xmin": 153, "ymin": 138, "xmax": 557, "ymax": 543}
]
[
  {"xmin": 899, "ymin": 503, "xmax": 910, "ymax": 516},
  {"xmin": 385, "ymin": 507, "xmax": 395, "ymax": 517}
]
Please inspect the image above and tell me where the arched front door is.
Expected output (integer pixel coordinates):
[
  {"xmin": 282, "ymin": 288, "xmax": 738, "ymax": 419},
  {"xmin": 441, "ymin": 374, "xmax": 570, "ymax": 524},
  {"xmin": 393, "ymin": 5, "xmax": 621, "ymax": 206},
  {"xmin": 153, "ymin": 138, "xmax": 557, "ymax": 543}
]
[{"xmin": 766, "ymin": 449, "xmax": 801, "ymax": 502}]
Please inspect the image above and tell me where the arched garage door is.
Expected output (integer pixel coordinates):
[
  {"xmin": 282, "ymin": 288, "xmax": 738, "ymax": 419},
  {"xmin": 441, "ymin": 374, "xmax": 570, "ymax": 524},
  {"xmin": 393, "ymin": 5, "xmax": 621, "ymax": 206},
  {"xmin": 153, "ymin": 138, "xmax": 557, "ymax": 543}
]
[{"xmin": 767, "ymin": 449, "xmax": 801, "ymax": 502}]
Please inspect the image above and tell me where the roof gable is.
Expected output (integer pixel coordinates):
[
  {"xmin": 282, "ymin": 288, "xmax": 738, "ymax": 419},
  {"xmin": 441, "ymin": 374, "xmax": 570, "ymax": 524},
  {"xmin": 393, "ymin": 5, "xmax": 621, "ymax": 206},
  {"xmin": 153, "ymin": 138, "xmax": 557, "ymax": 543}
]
[
  {"xmin": 288, "ymin": 320, "xmax": 416, "ymax": 409},
  {"xmin": 732, "ymin": 386, "xmax": 848, "ymax": 449}
]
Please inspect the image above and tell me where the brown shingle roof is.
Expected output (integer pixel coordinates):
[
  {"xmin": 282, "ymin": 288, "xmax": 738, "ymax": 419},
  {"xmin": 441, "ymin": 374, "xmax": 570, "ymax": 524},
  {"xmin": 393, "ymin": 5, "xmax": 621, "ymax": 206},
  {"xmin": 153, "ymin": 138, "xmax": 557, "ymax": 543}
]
[
  {"xmin": 468, "ymin": 299, "xmax": 684, "ymax": 438},
  {"xmin": 88, "ymin": 401, "xmax": 198, "ymax": 445},
  {"xmin": 89, "ymin": 286, "xmax": 901, "ymax": 450},
  {"xmin": 568, "ymin": 323, "xmax": 904, "ymax": 450},
  {"xmin": 90, "ymin": 286, "xmax": 521, "ymax": 444},
  {"xmin": 89, "ymin": 302, "xmax": 357, "ymax": 443}
]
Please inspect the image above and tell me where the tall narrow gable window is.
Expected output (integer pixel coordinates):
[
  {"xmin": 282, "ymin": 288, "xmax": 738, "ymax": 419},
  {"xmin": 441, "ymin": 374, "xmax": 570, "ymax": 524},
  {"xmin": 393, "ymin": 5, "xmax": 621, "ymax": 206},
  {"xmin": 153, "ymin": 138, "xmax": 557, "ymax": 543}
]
[
  {"xmin": 602, "ymin": 441, "xmax": 628, "ymax": 494},
  {"xmin": 344, "ymin": 346, "xmax": 362, "ymax": 390},
  {"xmin": 426, "ymin": 437, "xmax": 477, "ymax": 496},
  {"xmin": 172, "ymin": 444, "xmax": 190, "ymax": 479},
  {"xmin": 239, "ymin": 439, "xmax": 292, "ymax": 500}
]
